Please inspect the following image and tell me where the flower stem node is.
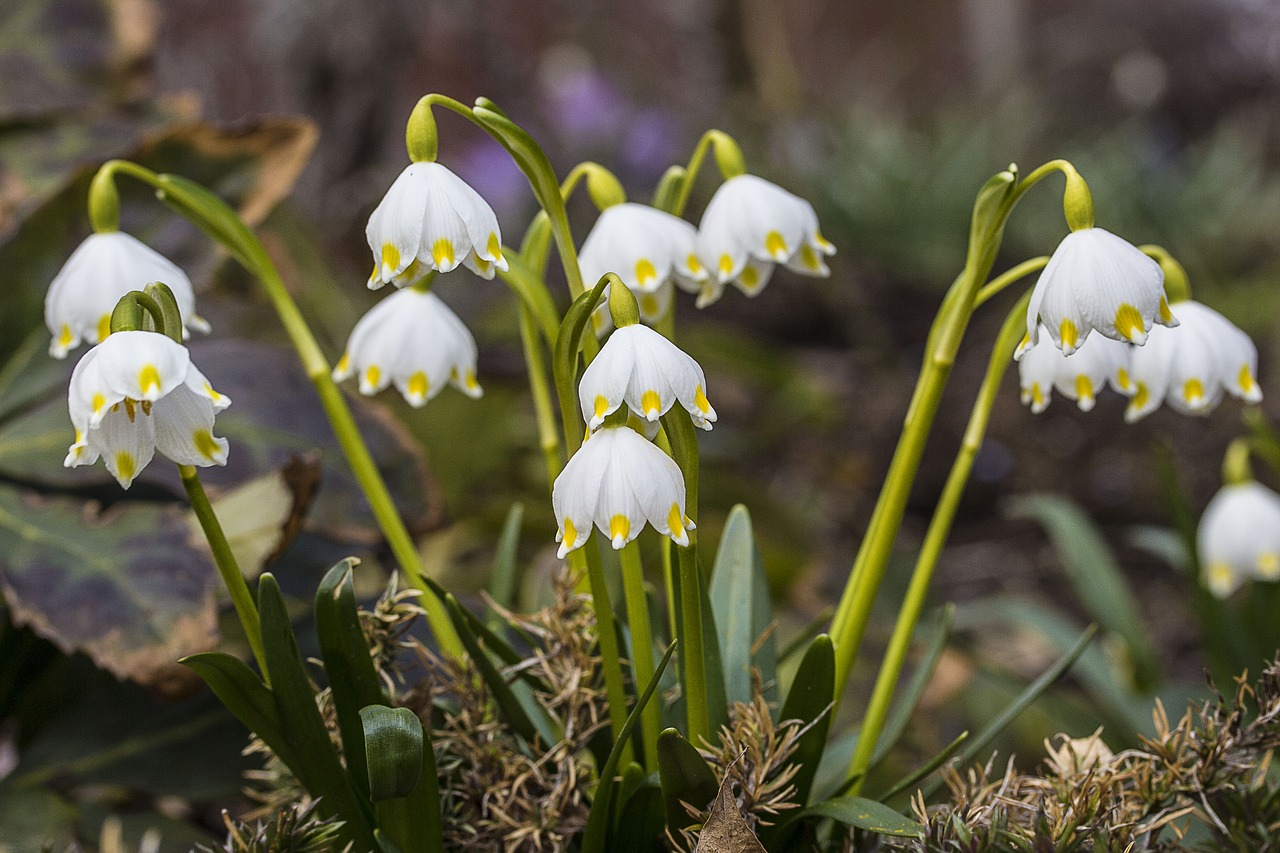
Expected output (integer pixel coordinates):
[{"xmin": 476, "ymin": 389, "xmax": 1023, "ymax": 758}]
[
  {"xmin": 333, "ymin": 289, "xmax": 482, "ymax": 407},
  {"xmin": 1016, "ymin": 325, "xmax": 1132, "ymax": 413},
  {"xmin": 1197, "ymin": 481, "xmax": 1280, "ymax": 598},
  {"xmin": 693, "ymin": 175, "xmax": 834, "ymax": 308},
  {"xmin": 64, "ymin": 331, "xmax": 230, "ymax": 489},
  {"xmin": 45, "ymin": 233, "xmax": 210, "ymax": 359},
  {"xmin": 1020, "ymin": 227, "xmax": 1175, "ymax": 357},
  {"xmin": 551, "ymin": 424, "xmax": 695, "ymax": 558},
  {"xmin": 578, "ymin": 323, "xmax": 716, "ymax": 431},
  {"xmin": 365, "ymin": 162, "xmax": 507, "ymax": 289},
  {"xmin": 1123, "ymin": 300, "xmax": 1261, "ymax": 422}
]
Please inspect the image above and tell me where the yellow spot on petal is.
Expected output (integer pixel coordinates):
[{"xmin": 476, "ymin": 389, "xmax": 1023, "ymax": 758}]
[
  {"xmin": 1239, "ymin": 364, "xmax": 1257, "ymax": 394},
  {"xmin": 381, "ymin": 243, "xmax": 401, "ymax": 275},
  {"xmin": 115, "ymin": 452, "xmax": 136, "ymax": 483},
  {"xmin": 1116, "ymin": 368, "xmax": 1133, "ymax": 392},
  {"xmin": 593, "ymin": 394, "xmax": 609, "ymax": 420},
  {"xmin": 718, "ymin": 254, "xmax": 735, "ymax": 276},
  {"xmin": 1258, "ymin": 552, "xmax": 1280, "ymax": 581},
  {"xmin": 193, "ymin": 429, "xmax": 220, "ymax": 461},
  {"xmin": 365, "ymin": 365, "xmax": 381, "ymax": 388},
  {"xmin": 97, "ymin": 315, "xmax": 112, "ymax": 342},
  {"xmin": 464, "ymin": 370, "xmax": 480, "ymax": 392},
  {"xmin": 686, "ymin": 254, "xmax": 703, "ymax": 274},
  {"xmin": 609, "ymin": 514, "xmax": 631, "ymax": 547},
  {"xmin": 472, "ymin": 257, "xmax": 491, "ymax": 274},
  {"xmin": 1031, "ymin": 382, "xmax": 1045, "ymax": 409},
  {"xmin": 336, "ymin": 354, "xmax": 350, "ymax": 375},
  {"xmin": 739, "ymin": 265, "xmax": 760, "ymax": 290},
  {"xmin": 407, "ymin": 372, "xmax": 429, "ymax": 401},
  {"xmin": 1075, "ymin": 374, "xmax": 1094, "ymax": 404},
  {"xmin": 1183, "ymin": 378, "xmax": 1204, "ymax": 404},
  {"xmin": 1207, "ymin": 562, "xmax": 1236, "ymax": 596},
  {"xmin": 432, "ymin": 238, "xmax": 455, "ymax": 268},
  {"xmin": 799, "ymin": 245, "xmax": 820, "ymax": 270},
  {"xmin": 815, "ymin": 231, "xmax": 834, "ymax": 251},
  {"xmin": 635, "ymin": 258, "xmax": 658, "ymax": 286},
  {"xmin": 641, "ymin": 294, "xmax": 660, "ymax": 316},
  {"xmin": 1059, "ymin": 318, "xmax": 1079, "ymax": 351},
  {"xmin": 1159, "ymin": 296, "xmax": 1173, "ymax": 324},
  {"xmin": 668, "ymin": 503, "xmax": 686, "ymax": 539},
  {"xmin": 562, "ymin": 517, "xmax": 578, "ymax": 550},
  {"xmin": 694, "ymin": 385, "xmax": 711, "ymax": 415},
  {"xmin": 487, "ymin": 232, "xmax": 503, "ymax": 263},
  {"xmin": 764, "ymin": 230, "xmax": 788, "ymax": 259},
  {"xmin": 92, "ymin": 392, "xmax": 106, "ymax": 414},
  {"xmin": 641, "ymin": 390, "xmax": 661, "ymax": 418},
  {"xmin": 1115, "ymin": 303, "xmax": 1144, "ymax": 341},
  {"xmin": 138, "ymin": 364, "xmax": 161, "ymax": 396},
  {"xmin": 1133, "ymin": 382, "xmax": 1150, "ymax": 410},
  {"xmin": 58, "ymin": 324, "xmax": 74, "ymax": 349}
]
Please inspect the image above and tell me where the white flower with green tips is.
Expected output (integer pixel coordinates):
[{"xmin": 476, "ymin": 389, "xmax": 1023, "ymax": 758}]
[
  {"xmin": 65, "ymin": 331, "xmax": 230, "ymax": 489},
  {"xmin": 1021, "ymin": 227, "xmax": 1175, "ymax": 357},
  {"xmin": 693, "ymin": 174, "xmax": 834, "ymax": 308},
  {"xmin": 1197, "ymin": 481, "xmax": 1280, "ymax": 598},
  {"xmin": 1017, "ymin": 324, "xmax": 1133, "ymax": 413},
  {"xmin": 579, "ymin": 322, "xmax": 715, "ymax": 430},
  {"xmin": 45, "ymin": 232, "xmax": 209, "ymax": 359},
  {"xmin": 365, "ymin": 162, "xmax": 507, "ymax": 289},
  {"xmin": 552, "ymin": 424, "xmax": 694, "ymax": 558},
  {"xmin": 1123, "ymin": 300, "xmax": 1261, "ymax": 422},
  {"xmin": 334, "ymin": 288, "xmax": 481, "ymax": 406}
]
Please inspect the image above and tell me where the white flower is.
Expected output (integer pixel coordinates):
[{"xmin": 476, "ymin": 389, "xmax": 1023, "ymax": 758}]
[
  {"xmin": 551, "ymin": 425, "xmax": 694, "ymax": 557},
  {"xmin": 1123, "ymin": 300, "xmax": 1262, "ymax": 422},
  {"xmin": 65, "ymin": 331, "xmax": 230, "ymax": 488},
  {"xmin": 1197, "ymin": 481, "xmax": 1280, "ymax": 597},
  {"xmin": 591, "ymin": 281, "xmax": 676, "ymax": 336},
  {"xmin": 1022, "ymin": 227, "xmax": 1175, "ymax": 356},
  {"xmin": 1017, "ymin": 325, "xmax": 1133, "ymax": 413},
  {"xmin": 365, "ymin": 162, "xmax": 508, "ymax": 289},
  {"xmin": 45, "ymin": 232, "xmax": 209, "ymax": 359},
  {"xmin": 578, "ymin": 323, "xmax": 716, "ymax": 430},
  {"xmin": 693, "ymin": 174, "xmax": 834, "ymax": 308},
  {"xmin": 579, "ymin": 202, "xmax": 705, "ymax": 296},
  {"xmin": 333, "ymin": 288, "xmax": 481, "ymax": 406}
]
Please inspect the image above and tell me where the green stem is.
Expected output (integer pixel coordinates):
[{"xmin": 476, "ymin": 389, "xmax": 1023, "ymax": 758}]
[
  {"xmin": 178, "ymin": 464, "xmax": 267, "ymax": 678},
  {"xmin": 1138, "ymin": 245, "xmax": 1193, "ymax": 304},
  {"xmin": 669, "ymin": 130, "xmax": 746, "ymax": 216},
  {"xmin": 517, "ymin": 302, "xmax": 563, "ymax": 485},
  {"xmin": 663, "ymin": 408, "xmax": 708, "ymax": 743},
  {"xmin": 845, "ymin": 292, "xmax": 1030, "ymax": 791},
  {"xmin": 974, "ymin": 257, "xmax": 1049, "ymax": 308},
  {"xmin": 619, "ymin": 541, "xmax": 660, "ymax": 766},
  {"xmin": 574, "ymin": 544, "xmax": 633, "ymax": 765}
]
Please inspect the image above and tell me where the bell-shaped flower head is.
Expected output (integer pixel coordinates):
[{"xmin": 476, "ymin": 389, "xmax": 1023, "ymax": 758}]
[
  {"xmin": 578, "ymin": 322, "xmax": 716, "ymax": 431},
  {"xmin": 65, "ymin": 331, "xmax": 230, "ymax": 488},
  {"xmin": 551, "ymin": 424, "xmax": 694, "ymax": 558},
  {"xmin": 1022, "ymin": 228, "xmax": 1175, "ymax": 356},
  {"xmin": 693, "ymin": 174, "xmax": 834, "ymax": 308},
  {"xmin": 1197, "ymin": 481, "xmax": 1280, "ymax": 597},
  {"xmin": 333, "ymin": 288, "xmax": 481, "ymax": 406},
  {"xmin": 365, "ymin": 162, "xmax": 508, "ymax": 289},
  {"xmin": 45, "ymin": 232, "xmax": 209, "ymax": 359},
  {"xmin": 579, "ymin": 202, "xmax": 705, "ymax": 298},
  {"xmin": 1123, "ymin": 300, "xmax": 1261, "ymax": 422},
  {"xmin": 1017, "ymin": 324, "xmax": 1133, "ymax": 413}
]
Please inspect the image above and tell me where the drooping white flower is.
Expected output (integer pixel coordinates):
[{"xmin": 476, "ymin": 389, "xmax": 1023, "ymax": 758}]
[
  {"xmin": 1123, "ymin": 300, "xmax": 1262, "ymax": 423},
  {"xmin": 1197, "ymin": 481, "xmax": 1280, "ymax": 597},
  {"xmin": 579, "ymin": 202, "xmax": 705, "ymax": 296},
  {"xmin": 45, "ymin": 232, "xmax": 209, "ymax": 359},
  {"xmin": 693, "ymin": 174, "xmax": 834, "ymax": 308},
  {"xmin": 579, "ymin": 323, "xmax": 716, "ymax": 430},
  {"xmin": 552, "ymin": 424, "xmax": 694, "ymax": 557},
  {"xmin": 65, "ymin": 331, "xmax": 230, "ymax": 488},
  {"xmin": 333, "ymin": 288, "xmax": 481, "ymax": 406},
  {"xmin": 1022, "ymin": 227, "xmax": 1175, "ymax": 356},
  {"xmin": 365, "ymin": 162, "xmax": 508, "ymax": 289},
  {"xmin": 1017, "ymin": 324, "xmax": 1133, "ymax": 413}
]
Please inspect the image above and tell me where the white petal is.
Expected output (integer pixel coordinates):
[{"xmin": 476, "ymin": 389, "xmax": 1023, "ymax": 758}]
[
  {"xmin": 427, "ymin": 163, "xmax": 506, "ymax": 270},
  {"xmin": 366, "ymin": 165, "xmax": 430, "ymax": 284},
  {"xmin": 1198, "ymin": 482, "xmax": 1280, "ymax": 595},
  {"xmin": 85, "ymin": 405, "xmax": 157, "ymax": 489},
  {"xmin": 153, "ymin": 383, "xmax": 228, "ymax": 466}
]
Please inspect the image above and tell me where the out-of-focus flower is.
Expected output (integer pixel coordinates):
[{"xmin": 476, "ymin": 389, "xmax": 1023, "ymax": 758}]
[
  {"xmin": 578, "ymin": 322, "xmax": 715, "ymax": 430},
  {"xmin": 65, "ymin": 331, "xmax": 229, "ymax": 488},
  {"xmin": 365, "ymin": 162, "xmax": 507, "ymax": 289},
  {"xmin": 579, "ymin": 202, "xmax": 705, "ymax": 297},
  {"xmin": 45, "ymin": 232, "xmax": 209, "ymax": 359},
  {"xmin": 552, "ymin": 425, "xmax": 693, "ymax": 557},
  {"xmin": 693, "ymin": 174, "xmax": 834, "ymax": 308},
  {"xmin": 333, "ymin": 288, "xmax": 481, "ymax": 406},
  {"xmin": 1017, "ymin": 324, "xmax": 1133, "ymax": 413},
  {"xmin": 1022, "ymin": 228, "xmax": 1174, "ymax": 356},
  {"xmin": 1123, "ymin": 300, "xmax": 1262, "ymax": 422},
  {"xmin": 1197, "ymin": 481, "xmax": 1280, "ymax": 597}
]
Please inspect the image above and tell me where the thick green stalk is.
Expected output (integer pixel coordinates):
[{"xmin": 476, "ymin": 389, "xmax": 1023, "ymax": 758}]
[
  {"xmin": 846, "ymin": 293, "xmax": 1029, "ymax": 790},
  {"xmin": 619, "ymin": 541, "xmax": 660, "ymax": 766},
  {"xmin": 179, "ymin": 465, "xmax": 267, "ymax": 678},
  {"xmin": 517, "ymin": 302, "xmax": 563, "ymax": 485}
]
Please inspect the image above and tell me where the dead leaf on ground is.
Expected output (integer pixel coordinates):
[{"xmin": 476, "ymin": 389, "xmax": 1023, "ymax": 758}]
[{"xmin": 694, "ymin": 775, "xmax": 767, "ymax": 853}]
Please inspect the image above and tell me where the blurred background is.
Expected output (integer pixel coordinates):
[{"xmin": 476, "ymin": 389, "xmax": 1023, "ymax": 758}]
[{"xmin": 3, "ymin": 0, "xmax": 1280, "ymax": 847}]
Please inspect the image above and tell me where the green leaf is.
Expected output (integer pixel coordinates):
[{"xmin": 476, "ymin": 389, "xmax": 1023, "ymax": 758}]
[
  {"xmin": 612, "ymin": 777, "xmax": 666, "ymax": 853},
  {"xmin": 869, "ymin": 605, "xmax": 953, "ymax": 768},
  {"xmin": 710, "ymin": 504, "xmax": 778, "ymax": 707},
  {"xmin": 360, "ymin": 705, "xmax": 423, "ymax": 801},
  {"xmin": 487, "ymin": 502, "xmax": 524, "ymax": 616},
  {"xmin": 1006, "ymin": 493, "xmax": 1162, "ymax": 691},
  {"xmin": 180, "ymin": 652, "xmax": 290, "ymax": 765},
  {"xmin": 776, "ymin": 634, "xmax": 834, "ymax": 807},
  {"xmin": 880, "ymin": 729, "xmax": 969, "ymax": 801},
  {"xmin": 0, "ymin": 785, "xmax": 77, "ymax": 851},
  {"xmin": 795, "ymin": 795, "xmax": 922, "ymax": 838},
  {"xmin": 657, "ymin": 727, "xmax": 720, "ymax": 833},
  {"xmin": 316, "ymin": 559, "xmax": 387, "ymax": 800}
]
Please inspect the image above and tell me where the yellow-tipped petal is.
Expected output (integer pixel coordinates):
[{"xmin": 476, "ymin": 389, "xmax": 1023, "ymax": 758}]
[
  {"xmin": 1132, "ymin": 382, "xmax": 1149, "ymax": 410},
  {"xmin": 764, "ymin": 230, "xmax": 788, "ymax": 259},
  {"xmin": 381, "ymin": 243, "xmax": 401, "ymax": 277},
  {"xmin": 799, "ymin": 245, "xmax": 821, "ymax": 270},
  {"xmin": 1031, "ymin": 382, "xmax": 1045, "ymax": 409},
  {"xmin": 432, "ymin": 238, "xmax": 455, "ymax": 268},
  {"xmin": 609, "ymin": 514, "xmax": 631, "ymax": 549},
  {"xmin": 686, "ymin": 254, "xmax": 703, "ymax": 275},
  {"xmin": 1114, "ymin": 303, "xmax": 1144, "ymax": 342},
  {"xmin": 641, "ymin": 390, "xmax": 661, "ymax": 419},
  {"xmin": 92, "ymin": 392, "xmax": 106, "ymax": 415},
  {"xmin": 138, "ymin": 364, "xmax": 161, "ymax": 397},
  {"xmin": 1183, "ymin": 378, "xmax": 1204, "ymax": 405},
  {"xmin": 1239, "ymin": 364, "xmax": 1257, "ymax": 394},
  {"xmin": 562, "ymin": 517, "xmax": 578, "ymax": 550},
  {"xmin": 718, "ymin": 254, "xmax": 734, "ymax": 276},
  {"xmin": 739, "ymin": 265, "xmax": 760, "ymax": 291},
  {"xmin": 364, "ymin": 365, "xmax": 381, "ymax": 388},
  {"xmin": 1258, "ymin": 552, "xmax": 1280, "ymax": 581},
  {"xmin": 1059, "ymin": 318, "xmax": 1079, "ymax": 351},
  {"xmin": 635, "ymin": 258, "xmax": 658, "ymax": 286},
  {"xmin": 694, "ymin": 385, "xmax": 711, "ymax": 415},
  {"xmin": 1159, "ymin": 296, "xmax": 1173, "ymax": 324},
  {"xmin": 593, "ymin": 394, "xmax": 610, "ymax": 420},
  {"xmin": 486, "ymin": 232, "xmax": 503, "ymax": 263},
  {"xmin": 193, "ymin": 429, "xmax": 220, "ymax": 461},
  {"xmin": 1207, "ymin": 562, "xmax": 1236, "ymax": 597},
  {"xmin": 407, "ymin": 371, "xmax": 429, "ymax": 402},
  {"xmin": 115, "ymin": 452, "xmax": 136, "ymax": 483},
  {"xmin": 1116, "ymin": 367, "xmax": 1133, "ymax": 392},
  {"xmin": 1075, "ymin": 375, "xmax": 1094, "ymax": 405},
  {"xmin": 640, "ymin": 294, "xmax": 660, "ymax": 317},
  {"xmin": 667, "ymin": 502, "xmax": 687, "ymax": 543},
  {"xmin": 97, "ymin": 314, "xmax": 112, "ymax": 343}
]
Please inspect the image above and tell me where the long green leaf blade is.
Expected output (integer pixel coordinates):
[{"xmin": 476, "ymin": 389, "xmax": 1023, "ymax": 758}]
[{"xmin": 710, "ymin": 505, "xmax": 778, "ymax": 707}]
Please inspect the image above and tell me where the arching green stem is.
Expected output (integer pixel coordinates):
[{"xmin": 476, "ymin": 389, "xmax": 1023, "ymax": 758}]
[
  {"xmin": 1139, "ymin": 245, "xmax": 1193, "ymax": 304},
  {"xmin": 667, "ymin": 130, "xmax": 746, "ymax": 217}
]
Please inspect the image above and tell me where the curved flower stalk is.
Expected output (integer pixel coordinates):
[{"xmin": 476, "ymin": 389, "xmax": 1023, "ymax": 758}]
[
  {"xmin": 1198, "ymin": 481, "xmax": 1280, "ymax": 597},
  {"xmin": 1016, "ymin": 324, "xmax": 1133, "ymax": 413},
  {"xmin": 65, "ymin": 330, "xmax": 230, "ymax": 488},
  {"xmin": 1124, "ymin": 300, "xmax": 1262, "ymax": 422},
  {"xmin": 45, "ymin": 232, "xmax": 208, "ymax": 358},
  {"xmin": 551, "ymin": 423, "xmax": 694, "ymax": 558},
  {"xmin": 578, "ymin": 323, "xmax": 715, "ymax": 431},
  {"xmin": 365, "ymin": 161, "xmax": 508, "ymax": 288},
  {"xmin": 334, "ymin": 287, "xmax": 481, "ymax": 406},
  {"xmin": 693, "ymin": 174, "xmax": 834, "ymax": 307},
  {"xmin": 1021, "ymin": 227, "xmax": 1175, "ymax": 356}
]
